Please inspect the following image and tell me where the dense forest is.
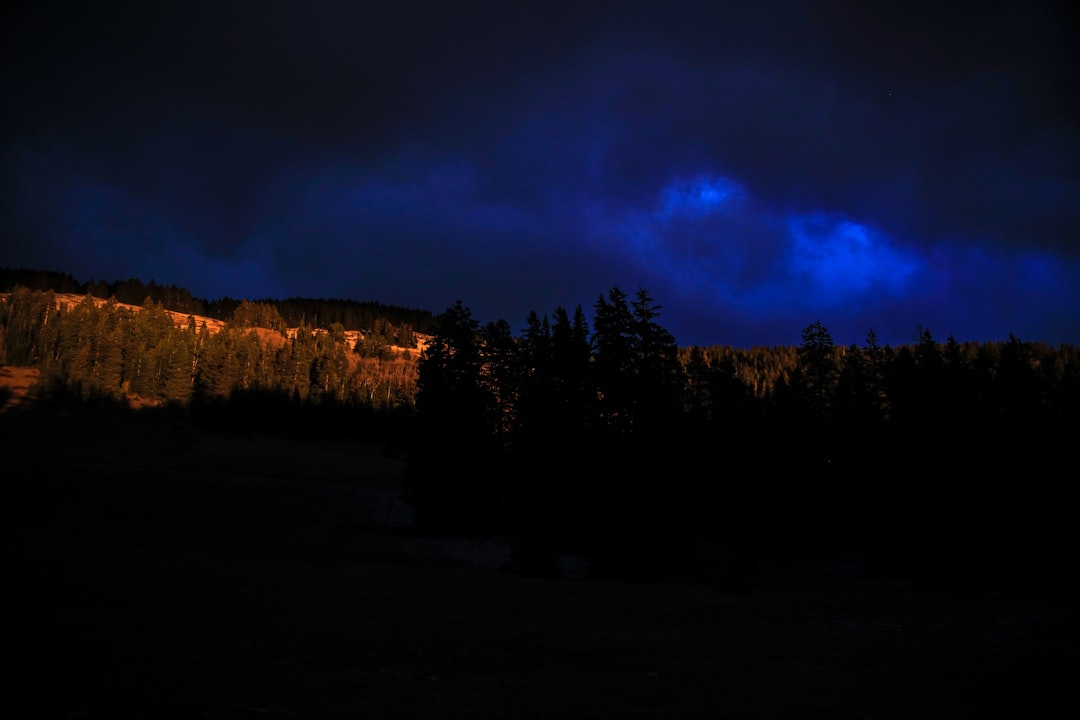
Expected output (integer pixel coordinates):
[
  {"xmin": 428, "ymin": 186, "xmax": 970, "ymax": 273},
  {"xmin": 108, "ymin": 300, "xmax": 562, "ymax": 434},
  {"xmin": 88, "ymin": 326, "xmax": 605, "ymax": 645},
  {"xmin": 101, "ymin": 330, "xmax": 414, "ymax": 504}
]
[
  {"xmin": 3, "ymin": 269, "xmax": 1077, "ymax": 594},
  {"xmin": 403, "ymin": 289, "xmax": 1077, "ymax": 593}
]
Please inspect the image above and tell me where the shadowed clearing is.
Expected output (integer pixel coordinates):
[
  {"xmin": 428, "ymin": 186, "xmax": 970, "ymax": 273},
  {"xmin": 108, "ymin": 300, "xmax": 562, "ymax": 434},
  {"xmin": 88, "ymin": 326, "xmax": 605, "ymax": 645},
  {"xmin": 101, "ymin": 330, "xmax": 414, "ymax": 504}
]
[{"xmin": 7, "ymin": 402, "xmax": 1070, "ymax": 719}]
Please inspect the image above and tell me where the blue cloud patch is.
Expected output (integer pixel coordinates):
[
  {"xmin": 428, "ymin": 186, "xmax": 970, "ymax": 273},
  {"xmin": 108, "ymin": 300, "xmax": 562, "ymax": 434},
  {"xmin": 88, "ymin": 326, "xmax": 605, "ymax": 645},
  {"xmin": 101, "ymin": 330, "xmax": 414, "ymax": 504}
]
[
  {"xmin": 786, "ymin": 212, "xmax": 920, "ymax": 307},
  {"xmin": 656, "ymin": 175, "xmax": 746, "ymax": 221}
]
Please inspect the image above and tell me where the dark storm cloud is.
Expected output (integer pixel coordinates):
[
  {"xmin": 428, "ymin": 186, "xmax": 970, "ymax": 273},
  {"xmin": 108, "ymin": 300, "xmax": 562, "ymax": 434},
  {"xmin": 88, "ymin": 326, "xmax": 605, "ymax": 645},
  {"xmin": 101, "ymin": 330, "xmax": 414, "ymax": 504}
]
[{"xmin": 3, "ymin": 0, "xmax": 1078, "ymax": 347}]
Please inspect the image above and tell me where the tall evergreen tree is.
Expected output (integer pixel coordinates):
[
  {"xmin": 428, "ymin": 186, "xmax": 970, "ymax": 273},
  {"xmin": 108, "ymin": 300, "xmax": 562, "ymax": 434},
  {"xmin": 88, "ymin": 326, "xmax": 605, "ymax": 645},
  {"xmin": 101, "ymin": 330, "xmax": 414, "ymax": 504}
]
[
  {"xmin": 406, "ymin": 301, "xmax": 506, "ymax": 532},
  {"xmin": 480, "ymin": 317, "xmax": 519, "ymax": 440},
  {"xmin": 590, "ymin": 287, "xmax": 637, "ymax": 437},
  {"xmin": 629, "ymin": 288, "xmax": 684, "ymax": 434},
  {"xmin": 794, "ymin": 320, "xmax": 838, "ymax": 422}
]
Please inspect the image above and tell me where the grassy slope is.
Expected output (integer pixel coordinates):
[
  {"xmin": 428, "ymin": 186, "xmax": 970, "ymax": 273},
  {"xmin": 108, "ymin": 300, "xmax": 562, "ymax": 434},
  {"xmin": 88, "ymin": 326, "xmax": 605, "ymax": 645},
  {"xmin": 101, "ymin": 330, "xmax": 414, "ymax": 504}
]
[{"xmin": 7, "ymin": 402, "xmax": 1071, "ymax": 719}]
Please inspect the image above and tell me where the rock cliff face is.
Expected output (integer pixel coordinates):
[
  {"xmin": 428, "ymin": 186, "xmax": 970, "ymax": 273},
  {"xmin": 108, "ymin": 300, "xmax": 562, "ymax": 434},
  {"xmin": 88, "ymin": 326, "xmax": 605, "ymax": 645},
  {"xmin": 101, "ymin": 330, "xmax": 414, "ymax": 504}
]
[
  {"xmin": 36, "ymin": 292, "xmax": 429, "ymax": 354},
  {"xmin": 42, "ymin": 293, "xmax": 229, "ymax": 333}
]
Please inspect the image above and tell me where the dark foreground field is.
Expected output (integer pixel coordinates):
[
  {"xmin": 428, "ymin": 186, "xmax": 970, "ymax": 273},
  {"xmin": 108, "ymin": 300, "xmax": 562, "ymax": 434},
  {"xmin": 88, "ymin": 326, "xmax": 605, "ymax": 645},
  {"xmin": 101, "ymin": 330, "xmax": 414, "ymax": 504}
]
[{"xmin": 8, "ymin": 405, "xmax": 1071, "ymax": 719}]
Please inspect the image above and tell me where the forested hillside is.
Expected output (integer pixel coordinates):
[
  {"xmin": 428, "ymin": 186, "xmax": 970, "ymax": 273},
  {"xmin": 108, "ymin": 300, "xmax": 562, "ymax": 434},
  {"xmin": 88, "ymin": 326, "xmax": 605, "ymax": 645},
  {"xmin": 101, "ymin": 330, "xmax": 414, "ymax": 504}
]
[
  {"xmin": 0, "ymin": 266, "xmax": 436, "ymax": 335},
  {"xmin": 0, "ymin": 286, "xmax": 423, "ymax": 441},
  {"xmin": 3, "ymin": 271, "xmax": 1077, "ymax": 594}
]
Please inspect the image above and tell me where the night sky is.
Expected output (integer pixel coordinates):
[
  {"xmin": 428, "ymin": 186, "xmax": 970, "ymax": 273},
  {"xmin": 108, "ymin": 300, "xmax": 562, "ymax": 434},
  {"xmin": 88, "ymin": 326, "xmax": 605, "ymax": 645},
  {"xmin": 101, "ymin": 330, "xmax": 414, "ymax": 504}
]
[{"xmin": 3, "ymin": 1, "xmax": 1078, "ymax": 348}]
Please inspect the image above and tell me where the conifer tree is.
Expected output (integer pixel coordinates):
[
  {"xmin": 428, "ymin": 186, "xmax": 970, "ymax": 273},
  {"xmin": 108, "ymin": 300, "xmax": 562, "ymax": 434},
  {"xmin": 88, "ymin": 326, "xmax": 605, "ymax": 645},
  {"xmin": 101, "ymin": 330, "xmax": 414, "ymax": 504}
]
[
  {"xmin": 480, "ymin": 318, "xmax": 518, "ymax": 440},
  {"xmin": 407, "ymin": 300, "xmax": 505, "ymax": 532},
  {"xmin": 590, "ymin": 287, "xmax": 636, "ymax": 436},
  {"xmin": 795, "ymin": 320, "xmax": 838, "ymax": 421}
]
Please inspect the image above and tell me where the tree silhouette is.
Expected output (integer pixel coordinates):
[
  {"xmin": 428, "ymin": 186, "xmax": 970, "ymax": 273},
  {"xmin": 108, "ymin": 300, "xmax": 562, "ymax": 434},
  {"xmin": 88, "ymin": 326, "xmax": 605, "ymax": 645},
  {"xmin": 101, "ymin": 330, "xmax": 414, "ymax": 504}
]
[
  {"xmin": 406, "ymin": 301, "xmax": 509, "ymax": 533},
  {"xmin": 794, "ymin": 320, "xmax": 838, "ymax": 421}
]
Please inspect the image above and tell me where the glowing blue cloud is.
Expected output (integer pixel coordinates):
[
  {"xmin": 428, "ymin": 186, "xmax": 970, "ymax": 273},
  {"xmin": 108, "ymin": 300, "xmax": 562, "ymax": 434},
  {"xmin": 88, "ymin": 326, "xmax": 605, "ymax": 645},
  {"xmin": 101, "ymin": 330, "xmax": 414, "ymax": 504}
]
[
  {"xmin": 583, "ymin": 171, "xmax": 938, "ymax": 344},
  {"xmin": 639, "ymin": 174, "xmax": 768, "ymax": 282},
  {"xmin": 656, "ymin": 176, "xmax": 746, "ymax": 221},
  {"xmin": 786, "ymin": 212, "xmax": 920, "ymax": 306},
  {"xmin": 611, "ymin": 174, "xmax": 922, "ymax": 310}
]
